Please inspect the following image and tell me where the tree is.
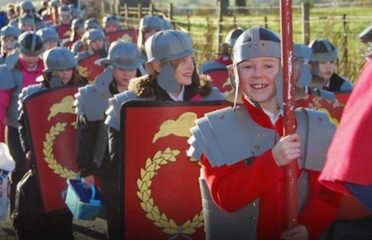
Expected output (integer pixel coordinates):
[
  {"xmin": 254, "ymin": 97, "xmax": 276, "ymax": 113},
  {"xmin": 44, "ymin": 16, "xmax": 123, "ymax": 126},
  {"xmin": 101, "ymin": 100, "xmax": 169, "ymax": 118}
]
[{"xmin": 235, "ymin": 0, "xmax": 246, "ymax": 7}]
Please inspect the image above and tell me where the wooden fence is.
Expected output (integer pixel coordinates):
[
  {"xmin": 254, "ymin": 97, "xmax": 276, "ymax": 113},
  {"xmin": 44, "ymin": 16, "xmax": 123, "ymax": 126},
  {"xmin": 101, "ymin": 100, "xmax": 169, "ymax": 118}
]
[{"xmin": 102, "ymin": 1, "xmax": 372, "ymax": 81}]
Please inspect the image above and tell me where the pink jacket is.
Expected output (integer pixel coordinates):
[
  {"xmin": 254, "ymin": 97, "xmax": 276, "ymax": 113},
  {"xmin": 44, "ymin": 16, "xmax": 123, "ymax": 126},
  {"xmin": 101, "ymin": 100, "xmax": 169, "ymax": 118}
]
[{"xmin": 0, "ymin": 57, "xmax": 44, "ymax": 126}]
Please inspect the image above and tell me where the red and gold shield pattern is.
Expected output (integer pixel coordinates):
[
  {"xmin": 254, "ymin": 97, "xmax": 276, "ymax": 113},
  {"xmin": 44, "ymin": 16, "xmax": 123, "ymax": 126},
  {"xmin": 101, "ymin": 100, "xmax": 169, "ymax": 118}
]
[
  {"xmin": 120, "ymin": 101, "xmax": 227, "ymax": 240},
  {"xmin": 204, "ymin": 69, "xmax": 231, "ymax": 93},
  {"xmin": 335, "ymin": 91, "xmax": 351, "ymax": 105},
  {"xmin": 23, "ymin": 86, "xmax": 80, "ymax": 213},
  {"xmin": 106, "ymin": 29, "xmax": 138, "ymax": 44},
  {"xmin": 295, "ymin": 94, "xmax": 345, "ymax": 124},
  {"xmin": 78, "ymin": 54, "xmax": 105, "ymax": 83}
]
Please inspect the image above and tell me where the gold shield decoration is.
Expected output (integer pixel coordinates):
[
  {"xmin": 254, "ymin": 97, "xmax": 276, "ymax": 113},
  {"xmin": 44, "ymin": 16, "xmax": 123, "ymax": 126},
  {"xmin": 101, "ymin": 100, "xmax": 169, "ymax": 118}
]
[
  {"xmin": 23, "ymin": 86, "xmax": 80, "ymax": 213},
  {"xmin": 119, "ymin": 100, "xmax": 228, "ymax": 240}
]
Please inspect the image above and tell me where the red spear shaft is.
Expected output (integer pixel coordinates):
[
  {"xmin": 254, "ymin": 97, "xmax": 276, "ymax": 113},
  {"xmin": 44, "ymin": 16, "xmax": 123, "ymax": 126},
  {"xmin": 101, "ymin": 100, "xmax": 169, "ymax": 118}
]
[{"xmin": 279, "ymin": 0, "xmax": 298, "ymax": 229}]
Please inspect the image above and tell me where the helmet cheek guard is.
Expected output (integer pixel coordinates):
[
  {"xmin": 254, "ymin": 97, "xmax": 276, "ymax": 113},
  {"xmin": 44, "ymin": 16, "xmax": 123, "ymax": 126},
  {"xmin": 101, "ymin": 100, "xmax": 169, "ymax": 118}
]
[
  {"xmin": 294, "ymin": 43, "xmax": 312, "ymax": 88},
  {"xmin": 297, "ymin": 64, "xmax": 312, "ymax": 88},
  {"xmin": 158, "ymin": 63, "xmax": 179, "ymax": 93}
]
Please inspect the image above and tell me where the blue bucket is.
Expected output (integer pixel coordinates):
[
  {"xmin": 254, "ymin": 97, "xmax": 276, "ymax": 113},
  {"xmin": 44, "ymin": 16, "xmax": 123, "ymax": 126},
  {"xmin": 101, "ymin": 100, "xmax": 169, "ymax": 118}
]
[{"xmin": 65, "ymin": 178, "xmax": 103, "ymax": 220}]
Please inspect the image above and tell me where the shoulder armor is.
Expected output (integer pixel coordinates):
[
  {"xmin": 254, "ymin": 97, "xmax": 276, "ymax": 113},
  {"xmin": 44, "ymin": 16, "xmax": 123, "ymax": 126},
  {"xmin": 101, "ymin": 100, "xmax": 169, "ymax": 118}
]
[
  {"xmin": 4, "ymin": 50, "xmax": 20, "ymax": 70},
  {"xmin": 94, "ymin": 67, "xmax": 113, "ymax": 93},
  {"xmin": 202, "ymin": 87, "xmax": 225, "ymax": 101},
  {"xmin": 18, "ymin": 84, "xmax": 43, "ymax": 111},
  {"xmin": 296, "ymin": 108, "xmax": 336, "ymax": 171},
  {"xmin": 0, "ymin": 65, "xmax": 15, "ymax": 89},
  {"xmin": 340, "ymin": 77, "xmax": 353, "ymax": 92},
  {"xmin": 75, "ymin": 84, "xmax": 110, "ymax": 121},
  {"xmin": 199, "ymin": 60, "xmax": 226, "ymax": 74},
  {"xmin": 311, "ymin": 87, "xmax": 336, "ymax": 101},
  {"xmin": 19, "ymin": 84, "xmax": 43, "ymax": 102},
  {"xmin": 187, "ymin": 106, "xmax": 276, "ymax": 166},
  {"xmin": 105, "ymin": 91, "xmax": 140, "ymax": 131}
]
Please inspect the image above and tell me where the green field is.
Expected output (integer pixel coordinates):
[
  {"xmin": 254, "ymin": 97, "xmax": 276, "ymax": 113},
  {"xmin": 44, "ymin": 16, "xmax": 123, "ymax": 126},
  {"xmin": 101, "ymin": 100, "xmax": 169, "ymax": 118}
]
[{"xmin": 171, "ymin": 4, "xmax": 372, "ymax": 81}]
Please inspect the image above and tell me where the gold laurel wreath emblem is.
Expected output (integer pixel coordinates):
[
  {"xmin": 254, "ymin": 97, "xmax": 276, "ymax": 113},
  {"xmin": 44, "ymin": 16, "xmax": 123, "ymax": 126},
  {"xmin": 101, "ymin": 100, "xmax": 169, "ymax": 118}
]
[
  {"xmin": 137, "ymin": 147, "xmax": 203, "ymax": 236},
  {"xmin": 43, "ymin": 122, "xmax": 77, "ymax": 179}
]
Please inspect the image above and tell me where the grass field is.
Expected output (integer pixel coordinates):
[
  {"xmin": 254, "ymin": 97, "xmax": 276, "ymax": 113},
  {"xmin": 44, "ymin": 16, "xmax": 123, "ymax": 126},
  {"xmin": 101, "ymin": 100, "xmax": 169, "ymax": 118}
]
[{"xmin": 170, "ymin": 4, "xmax": 372, "ymax": 81}]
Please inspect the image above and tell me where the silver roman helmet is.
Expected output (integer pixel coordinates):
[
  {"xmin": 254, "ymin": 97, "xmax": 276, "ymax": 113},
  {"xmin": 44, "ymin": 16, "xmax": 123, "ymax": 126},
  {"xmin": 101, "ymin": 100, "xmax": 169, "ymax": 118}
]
[
  {"xmin": 309, "ymin": 39, "xmax": 338, "ymax": 63},
  {"xmin": 224, "ymin": 27, "xmax": 244, "ymax": 49},
  {"xmin": 20, "ymin": 0, "xmax": 35, "ymax": 13},
  {"xmin": 18, "ymin": 31, "xmax": 44, "ymax": 57},
  {"xmin": 43, "ymin": 47, "xmax": 77, "ymax": 72},
  {"xmin": 36, "ymin": 27, "xmax": 59, "ymax": 44},
  {"xmin": 84, "ymin": 18, "xmax": 101, "ymax": 31},
  {"xmin": 85, "ymin": 28, "xmax": 105, "ymax": 42},
  {"xmin": 95, "ymin": 41, "xmax": 141, "ymax": 70},
  {"xmin": 150, "ymin": 30, "xmax": 194, "ymax": 93},
  {"xmin": 308, "ymin": 39, "xmax": 338, "ymax": 80},
  {"xmin": 229, "ymin": 26, "xmax": 282, "ymax": 107},
  {"xmin": 71, "ymin": 18, "xmax": 84, "ymax": 31},
  {"xmin": 1, "ymin": 25, "xmax": 21, "ymax": 39},
  {"xmin": 103, "ymin": 15, "xmax": 121, "ymax": 29},
  {"xmin": 137, "ymin": 15, "xmax": 163, "ymax": 49}
]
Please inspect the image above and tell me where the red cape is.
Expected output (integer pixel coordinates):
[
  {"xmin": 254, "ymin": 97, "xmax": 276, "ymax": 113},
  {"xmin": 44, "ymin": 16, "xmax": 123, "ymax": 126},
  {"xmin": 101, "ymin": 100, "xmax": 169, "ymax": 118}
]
[{"xmin": 320, "ymin": 59, "xmax": 372, "ymax": 195}]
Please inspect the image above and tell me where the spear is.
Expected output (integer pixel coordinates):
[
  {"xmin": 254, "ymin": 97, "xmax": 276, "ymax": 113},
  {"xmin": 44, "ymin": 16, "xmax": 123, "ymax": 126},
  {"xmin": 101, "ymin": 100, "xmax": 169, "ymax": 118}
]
[{"xmin": 279, "ymin": 0, "xmax": 298, "ymax": 229}]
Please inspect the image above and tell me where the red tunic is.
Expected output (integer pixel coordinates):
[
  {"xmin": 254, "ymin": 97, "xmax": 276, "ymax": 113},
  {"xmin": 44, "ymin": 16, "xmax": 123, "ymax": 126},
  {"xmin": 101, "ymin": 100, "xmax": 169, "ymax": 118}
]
[
  {"xmin": 56, "ymin": 23, "xmax": 71, "ymax": 39},
  {"xmin": 201, "ymin": 97, "xmax": 341, "ymax": 240}
]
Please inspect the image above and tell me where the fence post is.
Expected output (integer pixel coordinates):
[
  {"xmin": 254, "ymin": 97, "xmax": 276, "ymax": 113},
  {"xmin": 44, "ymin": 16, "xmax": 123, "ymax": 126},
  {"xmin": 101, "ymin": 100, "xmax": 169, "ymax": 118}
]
[
  {"xmin": 149, "ymin": 3, "xmax": 155, "ymax": 15},
  {"xmin": 101, "ymin": 1, "xmax": 105, "ymax": 16},
  {"xmin": 264, "ymin": 16, "xmax": 268, "ymax": 28},
  {"xmin": 169, "ymin": 3, "xmax": 173, "ymax": 20},
  {"xmin": 301, "ymin": 1, "xmax": 310, "ymax": 45},
  {"xmin": 342, "ymin": 13, "xmax": 348, "ymax": 71},
  {"xmin": 138, "ymin": 3, "xmax": 142, "ymax": 19},
  {"xmin": 217, "ymin": 0, "xmax": 223, "ymax": 54},
  {"xmin": 124, "ymin": 3, "xmax": 128, "ymax": 29},
  {"xmin": 115, "ymin": 2, "xmax": 120, "ymax": 16},
  {"xmin": 187, "ymin": 14, "xmax": 191, "ymax": 32}
]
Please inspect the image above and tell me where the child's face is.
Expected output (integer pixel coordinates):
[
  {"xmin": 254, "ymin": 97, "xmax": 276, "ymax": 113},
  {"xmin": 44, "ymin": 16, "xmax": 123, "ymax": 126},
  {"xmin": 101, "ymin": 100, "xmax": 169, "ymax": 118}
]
[
  {"xmin": 173, "ymin": 55, "xmax": 194, "ymax": 87},
  {"xmin": 113, "ymin": 67, "xmax": 137, "ymax": 92},
  {"xmin": 237, "ymin": 57, "xmax": 280, "ymax": 110},
  {"xmin": 318, "ymin": 60, "xmax": 336, "ymax": 81}
]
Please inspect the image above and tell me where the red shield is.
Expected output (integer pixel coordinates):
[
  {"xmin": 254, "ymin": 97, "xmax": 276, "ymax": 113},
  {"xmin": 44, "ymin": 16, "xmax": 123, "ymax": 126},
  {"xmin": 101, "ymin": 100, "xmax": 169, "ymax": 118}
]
[
  {"xmin": 56, "ymin": 24, "xmax": 71, "ymax": 40},
  {"xmin": 120, "ymin": 101, "xmax": 228, "ymax": 240},
  {"xmin": 295, "ymin": 94, "xmax": 345, "ymax": 123},
  {"xmin": 106, "ymin": 29, "xmax": 138, "ymax": 44},
  {"xmin": 78, "ymin": 54, "xmax": 105, "ymax": 82},
  {"xmin": 205, "ymin": 69, "xmax": 231, "ymax": 93},
  {"xmin": 335, "ymin": 91, "xmax": 351, "ymax": 105},
  {"xmin": 23, "ymin": 86, "xmax": 80, "ymax": 213}
]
